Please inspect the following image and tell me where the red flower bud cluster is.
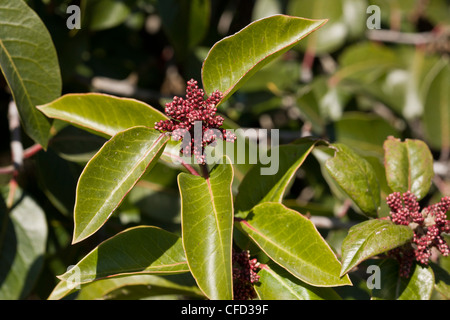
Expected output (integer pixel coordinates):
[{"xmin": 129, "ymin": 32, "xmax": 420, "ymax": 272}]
[
  {"xmin": 232, "ymin": 250, "xmax": 261, "ymax": 300},
  {"xmin": 386, "ymin": 191, "xmax": 450, "ymax": 277},
  {"xmin": 154, "ymin": 79, "xmax": 236, "ymax": 164}
]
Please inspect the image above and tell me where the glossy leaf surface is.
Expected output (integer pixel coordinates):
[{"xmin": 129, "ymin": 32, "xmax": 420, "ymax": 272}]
[
  {"xmin": 239, "ymin": 202, "xmax": 351, "ymax": 287},
  {"xmin": 325, "ymin": 143, "xmax": 380, "ymax": 217},
  {"xmin": 202, "ymin": 15, "xmax": 327, "ymax": 103},
  {"xmin": 37, "ymin": 93, "xmax": 167, "ymax": 138},
  {"xmin": 383, "ymin": 136, "xmax": 434, "ymax": 200},
  {"xmin": 371, "ymin": 259, "xmax": 434, "ymax": 300},
  {"xmin": 73, "ymin": 127, "xmax": 169, "ymax": 243},
  {"xmin": 235, "ymin": 138, "xmax": 319, "ymax": 218},
  {"xmin": 178, "ymin": 159, "xmax": 234, "ymax": 299},
  {"xmin": 49, "ymin": 273, "xmax": 202, "ymax": 300},
  {"xmin": 255, "ymin": 264, "xmax": 342, "ymax": 300},
  {"xmin": 340, "ymin": 219, "xmax": 414, "ymax": 276},
  {"xmin": 58, "ymin": 226, "xmax": 189, "ymax": 287}
]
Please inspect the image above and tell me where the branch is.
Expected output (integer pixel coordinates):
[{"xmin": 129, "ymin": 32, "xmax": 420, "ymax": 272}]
[
  {"xmin": 8, "ymin": 101, "xmax": 23, "ymax": 171},
  {"xmin": 309, "ymin": 215, "xmax": 357, "ymax": 230},
  {"xmin": 366, "ymin": 29, "xmax": 435, "ymax": 45},
  {"xmin": 88, "ymin": 74, "xmax": 166, "ymax": 102},
  {"xmin": 23, "ymin": 143, "xmax": 43, "ymax": 158},
  {"xmin": 0, "ymin": 165, "xmax": 14, "ymax": 175},
  {"xmin": 0, "ymin": 102, "xmax": 45, "ymax": 176},
  {"xmin": 182, "ymin": 161, "xmax": 200, "ymax": 176},
  {"xmin": 165, "ymin": 152, "xmax": 200, "ymax": 176}
]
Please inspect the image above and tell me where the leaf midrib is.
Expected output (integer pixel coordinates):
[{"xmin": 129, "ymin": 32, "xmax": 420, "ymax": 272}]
[
  {"xmin": 241, "ymin": 217, "xmax": 340, "ymax": 284},
  {"xmin": 74, "ymin": 131, "xmax": 167, "ymax": 242},
  {"xmin": 205, "ymin": 171, "xmax": 233, "ymax": 298}
]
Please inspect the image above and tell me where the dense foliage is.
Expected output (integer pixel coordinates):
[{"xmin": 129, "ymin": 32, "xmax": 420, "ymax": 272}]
[{"xmin": 0, "ymin": 0, "xmax": 449, "ymax": 300}]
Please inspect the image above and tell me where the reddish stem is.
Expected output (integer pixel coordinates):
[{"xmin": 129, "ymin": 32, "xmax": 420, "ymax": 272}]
[
  {"xmin": 0, "ymin": 165, "xmax": 14, "ymax": 175},
  {"xmin": 182, "ymin": 161, "xmax": 200, "ymax": 176},
  {"xmin": 23, "ymin": 144, "xmax": 43, "ymax": 158}
]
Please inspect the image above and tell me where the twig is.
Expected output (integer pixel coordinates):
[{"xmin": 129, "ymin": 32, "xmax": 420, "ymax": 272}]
[
  {"xmin": 165, "ymin": 152, "xmax": 200, "ymax": 176},
  {"xmin": 0, "ymin": 144, "xmax": 44, "ymax": 175},
  {"xmin": 182, "ymin": 161, "xmax": 200, "ymax": 176},
  {"xmin": 309, "ymin": 215, "xmax": 357, "ymax": 230},
  {"xmin": 301, "ymin": 47, "xmax": 315, "ymax": 83},
  {"xmin": 89, "ymin": 75, "xmax": 166, "ymax": 102},
  {"xmin": 434, "ymin": 161, "xmax": 450, "ymax": 178},
  {"xmin": 433, "ymin": 175, "xmax": 450, "ymax": 196},
  {"xmin": 337, "ymin": 199, "xmax": 352, "ymax": 218},
  {"xmin": 23, "ymin": 144, "xmax": 44, "ymax": 158},
  {"xmin": 0, "ymin": 165, "xmax": 14, "ymax": 175},
  {"xmin": 0, "ymin": 103, "xmax": 44, "ymax": 176},
  {"xmin": 366, "ymin": 29, "xmax": 435, "ymax": 45}
]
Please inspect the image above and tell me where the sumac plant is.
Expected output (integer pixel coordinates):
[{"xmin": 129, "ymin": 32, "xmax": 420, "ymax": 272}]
[{"xmin": 1, "ymin": 1, "xmax": 449, "ymax": 301}]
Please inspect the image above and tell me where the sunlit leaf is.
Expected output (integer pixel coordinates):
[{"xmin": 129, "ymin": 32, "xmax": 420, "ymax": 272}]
[
  {"xmin": 178, "ymin": 158, "xmax": 234, "ymax": 299},
  {"xmin": 238, "ymin": 202, "xmax": 352, "ymax": 287},
  {"xmin": 58, "ymin": 226, "xmax": 189, "ymax": 288},
  {"xmin": 383, "ymin": 136, "xmax": 434, "ymax": 200},
  {"xmin": 325, "ymin": 143, "xmax": 380, "ymax": 217},
  {"xmin": 202, "ymin": 14, "xmax": 326, "ymax": 103},
  {"xmin": 255, "ymin": 264, "xmax": 342, "ymax": 300},
  {"xmin": 73, "ymin": 127, "xmax": 169, "ymax": 243},
  {"xmin": 340, "ymin": 219, "xmax": 414, "ymax": 276}
]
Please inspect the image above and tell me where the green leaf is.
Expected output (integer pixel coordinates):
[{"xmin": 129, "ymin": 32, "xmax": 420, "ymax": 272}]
[
  {"xmin": 335, "ymin": 112, "xmax": 400, "ymax": 156},
  {"xmin": 178, "ymin": 158, "xmax": 234, "ymax": 300},
  {"xmin": 238, "ymin": 202, "xmax": 352, "ymax": 287},
  {"xmin": 255, "ymin": 264, "xmax": 342, "ymax": 300},
  {"xmin": 157, "ymin": 0, "xmax": 210, "ymax": 58},
  {"xmin": 0, "ymin": 0, "xmax": 61, "ymax": 147},
  {"xmin": 423, "ymin": 58, "xmax": 450, "ymax": 153},
  {"xmin": 76, "ymin": 273, "xmax": 203, "ymax": 300},
  {"xmin": 430, "ymin": 262, "xmax": 450, "ymax": 299},
  {"xmin": 325, "ymin": 143, "xmax": 380, "ymax": 217},
  {"xmin": 37, "ymin": 93, "xmax": 168, "ymax": 138},
  {"xmin": 235, "ymin": 138, "xmax": 319, "ymax": 218},
  {"xmin": 73, "ymin": 127, "xmax": 169, "ymax": 243},
  {"xmin": 0, "ymin": 187, "xmax": 47, "ymax": 299},
  {"xmin": 334, "ymin": 42, "xmax": 399, "ymax": 84},
  {"xmin": 82, "ymin": 0, "xmax": 131, "ymax": 31},
  {"xmin": 383, "ymin": 136, "xmax": 434, "ymax": 200},
  {"xmin": 58, "ymin": 226, "xmax": 189, "ymax": 288},
  {"xmin": 295, "ymin": 77, "xmax": 327, "ymax": 134},
  {"xmin": 340, "ymin": 219, "xmax": 414, "ymax": 276},
  {"xmin": 372, "ymin": 259, "xmax": 434, "ymax": 300},
  {"xmin": 202, "ymin": 14, "xmax": 327, "ymax": 103},
  {"xmin": 49, "ymin": 273, "xmax": 202, "ymax": 300}
]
